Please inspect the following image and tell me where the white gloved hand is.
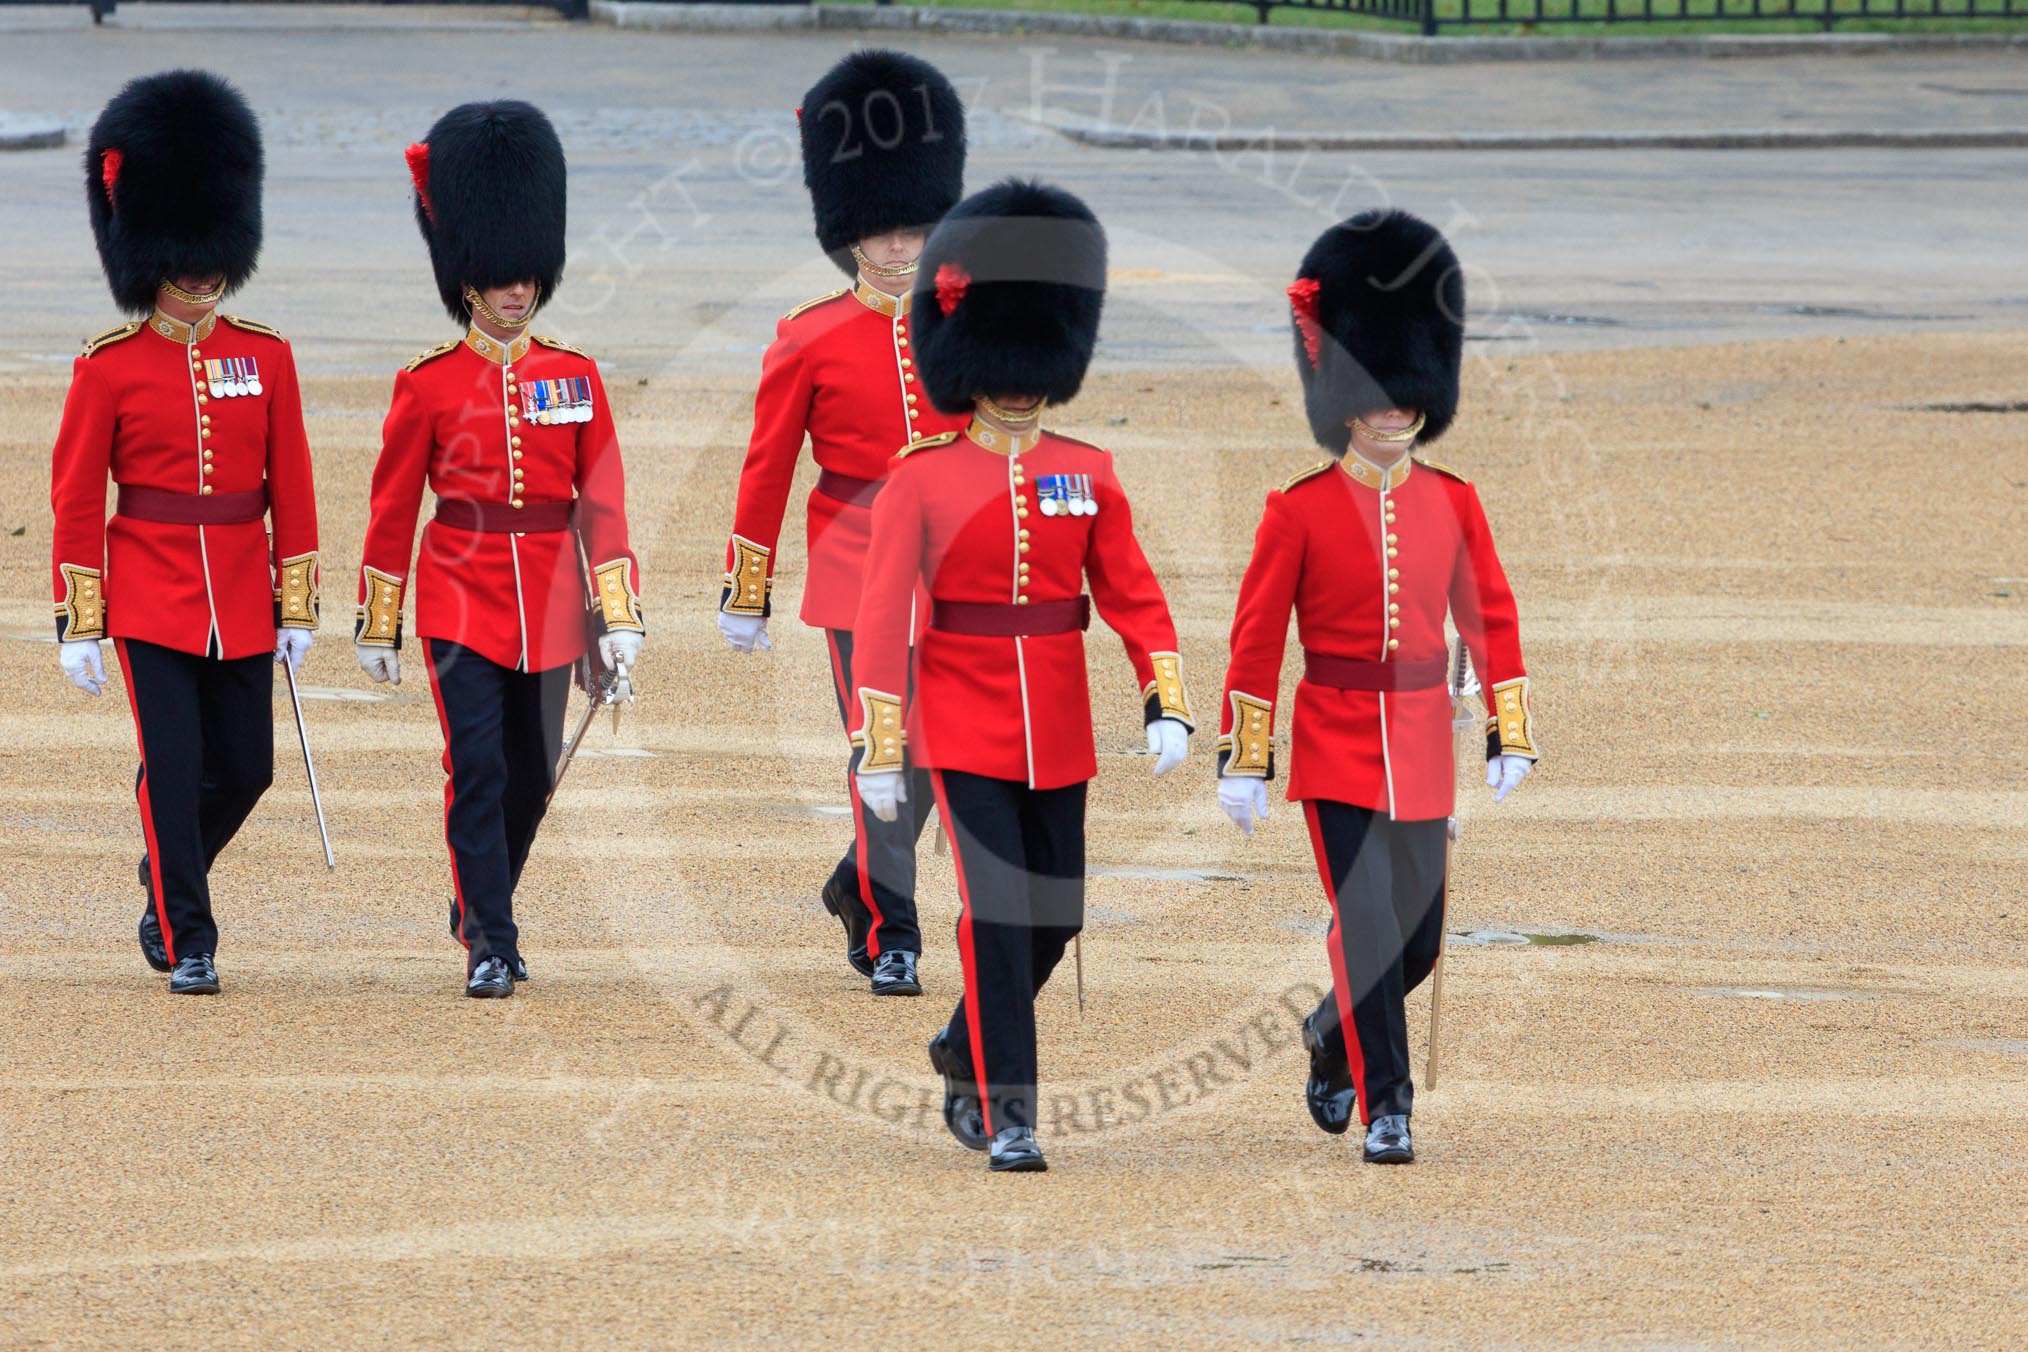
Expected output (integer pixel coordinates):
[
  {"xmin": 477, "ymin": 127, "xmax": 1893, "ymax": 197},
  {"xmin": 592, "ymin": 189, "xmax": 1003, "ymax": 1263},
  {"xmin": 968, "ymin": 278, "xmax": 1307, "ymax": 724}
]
[
  {"xmin": 718, "ymin": 611, "xmax": 770, "ymax": 653},
  {"xmin": 1218, "ymin": 775, "xmax": 1270, "ymax": 836},
  {"xmin": 274, "ymin": 628, "xmax": 312, "ymax": 673},
  {"xmin": 1488, "ymin": 754, "xmax": 1533, "ymax": 803},
  {"xmin": 60, "ymin": 639, "xmax": 106, "ymax": 696},
  {"xmin": 356, "ymin": 644, "xmax": 400, "ymax": 685},
  {"xmin": 857, "ymin": 768, "xmax": 906, "ymax": 824},
  {"xmin": 1147, "ymin": 717, "xmax": 1189, "ymax": 777},
  {"xmin": 599, "ymin": 632, "xmax": 644, "ymax": 705}
]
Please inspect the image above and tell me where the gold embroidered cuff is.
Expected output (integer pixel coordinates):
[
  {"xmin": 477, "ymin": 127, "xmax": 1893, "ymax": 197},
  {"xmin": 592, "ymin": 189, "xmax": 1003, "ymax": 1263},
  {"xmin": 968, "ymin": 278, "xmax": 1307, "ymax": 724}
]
[
  {"xmin": 593, "ymin": 558, "xmax": 645, "ymax": 633},
  {"xmin": 1217, "ymin": 692, "xmax": 1274, "ymax": 777},
  {"xmin": 57, "ymin": 564, "xmax": 105, "ymax": 642},
  {"xmin": 355, "ymin": 567, "xmax": 404, "ymax": 648},
  {"xmin": 275, "ymin": 552, "xmax": 319, "ymax": 629},
  {"xmin": 856, "ymin": 689, "xmax": 905, "ymax": 773},
  {"xmin": 1141, "ymin": 651, "xmax": 1195, "ymax": 731},
  {"xmin": 721, "ymin": 535, "xmax": 772, "ymax": 617},
  {"xmin": 1488, "ymin": 677, "xmax": 1538, "ymax": 760}
]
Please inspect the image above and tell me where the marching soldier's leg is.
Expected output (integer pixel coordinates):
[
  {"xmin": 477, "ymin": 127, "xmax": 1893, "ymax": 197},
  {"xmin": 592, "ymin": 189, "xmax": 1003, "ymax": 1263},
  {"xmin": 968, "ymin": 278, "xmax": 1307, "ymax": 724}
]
[
  {"xmin": 931, "ymin": 769, "xmax": 1044, "ymax": 1162},
  {"xmin": 135, "ymin": 654, "xmax": 273, "ymax": 974},
  {"xmin": 193, "ymin": 649, "xmax": 275, "ymax": 864},
  {"xmin": 495, "ymin": 660, "xmax": 572, "ymax": 984},
  {"xmin": 822, "ymin": 629, "xmax": 876, "ymax": 976},
  {"xmin": 502, "ymin": 661, "xmax": 573, "ymax": 894},
  {"xmin": 1303, "ymin": 799, "xmax": 1415, "ymax": 1128},
  {"xmin": 115, "ymin": 639, "xmax": 219, "ymax": 977},
  {"xmin": 1020, "ymin": 780, "xmax": 1088, "ymax": 999},
  {"xmin": 1394, "ymin": 820, "xmax": 1450, "ymax": 998},
  {"xmin": 423, "ymin": 639, "xmax": 521, "ymax": 987}
]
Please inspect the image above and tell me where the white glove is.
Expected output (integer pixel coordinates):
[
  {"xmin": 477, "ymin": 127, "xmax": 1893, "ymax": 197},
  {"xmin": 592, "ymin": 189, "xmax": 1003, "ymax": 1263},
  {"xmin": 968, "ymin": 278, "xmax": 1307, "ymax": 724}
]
[
  {"xmin": 274, "ymin": 628, "xmax": 312, "ymax": 673},
  {"xmin": 1146, "ymin": 717, "xmax": 1189, "ymax": 777},
  {"xmin": 356, "ymin": 644, "xmax": 400, "ymax": 685},
  {"xmin": 60, "ymin": 639, "xmax": 106, "ymax": 696},
  {"xmin": 600, "ymin": 630, "xmax": 643, "ymax": 675},
  {"xmin": 1488, "ymin": 754, "xmax": 1533, "ymax": 803},
  {"xmin": 718, "ymin": 611, "xmax": 770, "ymax": 653},
  {"xmin": 857, "ymin": 769, "xmax": 906, "ymax": 824},
  {"xmin": 1218, "ymin": 775, "xmax": 1270, "ymax": 836}
]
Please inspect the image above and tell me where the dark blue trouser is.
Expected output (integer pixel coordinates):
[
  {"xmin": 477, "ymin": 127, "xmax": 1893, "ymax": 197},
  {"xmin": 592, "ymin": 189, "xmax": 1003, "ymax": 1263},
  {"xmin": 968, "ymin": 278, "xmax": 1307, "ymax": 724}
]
[
  {"xmin": 1303, "ymin": 800, "xmax": 1448, "ymax": 1123},
  {"xmin": 825, "ymin": 627, "xmax": 932, "ymax": 957},
  {"xmin": 424, "ymin": 640, "xmax": 571, "ymax": 973},
  {"xmin": 117, "ymin": 637, "xmax": 273, "ymax": 963},
  {"xmin": 930, "ymin": 768, "xmax": 1087, "ymax": 1136}
]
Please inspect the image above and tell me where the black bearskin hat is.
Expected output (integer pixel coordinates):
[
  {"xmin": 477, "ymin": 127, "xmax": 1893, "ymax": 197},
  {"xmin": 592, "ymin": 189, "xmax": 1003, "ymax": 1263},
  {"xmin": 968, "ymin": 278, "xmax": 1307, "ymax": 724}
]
[
  {"xmin": 800, "ymin": 49, "xmax": 966, "ymax": 277},
  {"xmin": 1288, "ymin": 209, "xmax": 1465, "ymax": 454},
  {"xmin": 909, "ymin": 179, "xmax": 1106, "ymax": 415},
  {"xmin": 85, "ymin": 69, "xmax": 264, "ymax": 316},
  {"xmin": 407, "ymin": 101, "xmax": 566, "ymax": 324}
]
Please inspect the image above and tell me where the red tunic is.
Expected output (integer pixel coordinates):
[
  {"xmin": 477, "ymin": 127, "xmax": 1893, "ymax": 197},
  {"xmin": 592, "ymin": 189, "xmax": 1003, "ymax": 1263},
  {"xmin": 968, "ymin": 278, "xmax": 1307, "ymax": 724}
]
[
  {"xmin": 720, "ymin": 280, "xmax": 966, "ymax": 629},
  {"xmin": 49, "ymin": 310, "xmax": 320, "ymax": 659},
  {"xmin": 851, "ymin": 419, "xmax": 1193, "ymax": 791},
  {"xmin": 1216, "ymin": 453, "xmax": 1533, "ymax": 821},
  {"xmin": 356, "ymin": 327, "xmax": 643, "ymax": 673}
]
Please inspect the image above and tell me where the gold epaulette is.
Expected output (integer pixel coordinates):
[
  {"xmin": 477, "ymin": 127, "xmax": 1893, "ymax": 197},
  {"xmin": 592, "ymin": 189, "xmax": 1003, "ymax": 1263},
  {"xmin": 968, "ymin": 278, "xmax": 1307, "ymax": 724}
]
[
  {"xmin": 1279, "ymin": 460, "xmax": 1335, "ymax": 493},
  {"xmin": 532, "ymin": 333, "xmax": 589, "ymax": 358},
  {"xmin": 897, "ymin": 430, "xmax": 960, "ymax": 458},
  {"xmin": 80, "ymin": 321, "xmax": 142, "ymax": 359},
  {"xmin": 404, "ymin": 339, "xmax": 459, "ymax": 373},
  {"xmin": 1414, "ymin": 456, "xmax": 1469, "ymax": 483},
  {"xmin": 221, "ymin": 314, "xmax": 285, "ymax": 341},
  {"xmin": 781, "ymin": 289, "xmax": 849, "ymax": 323}
]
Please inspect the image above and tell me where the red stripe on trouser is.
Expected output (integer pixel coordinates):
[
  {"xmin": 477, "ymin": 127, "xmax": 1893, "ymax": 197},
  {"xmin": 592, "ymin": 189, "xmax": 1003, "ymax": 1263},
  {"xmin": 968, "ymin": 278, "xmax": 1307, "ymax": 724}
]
[
  {"xmin": 831, "ymin": 630, "xmax": 887, "ymax": 957},
  {"xmin": 422, "ymin": 640, "xmax": 471, "ymax": 953},
  {"xmin": 1304, "ymin": 800, "xmax": 1370, "ymax": 1125},
  {"xmin": 114, "ymin": 638, "xmax": 177, "ymax": 966},
  {"xmin": 931, "ymin": 769, "xmax": 994, "ymax": 1138}
]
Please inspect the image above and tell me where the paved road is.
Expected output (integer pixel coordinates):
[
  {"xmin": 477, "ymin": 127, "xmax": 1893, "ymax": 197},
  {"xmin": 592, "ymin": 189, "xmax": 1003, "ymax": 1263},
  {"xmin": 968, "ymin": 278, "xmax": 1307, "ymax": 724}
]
[{"xmin": 3, "ymin": 13, "xmax": 2024, "ymax": 377}]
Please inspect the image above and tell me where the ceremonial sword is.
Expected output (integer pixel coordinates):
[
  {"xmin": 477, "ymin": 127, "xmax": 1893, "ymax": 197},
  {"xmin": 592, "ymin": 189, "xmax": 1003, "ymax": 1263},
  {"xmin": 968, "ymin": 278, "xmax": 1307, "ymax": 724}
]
[
  {"xmin": 1425, "ymin": 637, "xmax": 1478, "ymax": 1091},
  {"xmin": 548, "ymin": 661, "xmax": 627, "ymax": 808},
  {"xmin": 282, "ymin": 663, "xmax": 335, "ymax": 869}
]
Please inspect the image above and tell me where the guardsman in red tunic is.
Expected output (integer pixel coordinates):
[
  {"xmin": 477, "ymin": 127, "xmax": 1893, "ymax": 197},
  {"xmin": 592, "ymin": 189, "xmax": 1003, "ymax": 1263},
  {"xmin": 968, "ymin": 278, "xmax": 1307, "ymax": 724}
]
[
  {"xmin": 718, "ymin": 51, "xmax": 969, "ymax": 995},
  {"xmin": 1214, "ymin": 210, "xmax": 1538, "ymax": 1164},
  {"xmin": 355, "ymin": 102, "xmax": 645, "ymax": 999},
  {"xmin": 51, "ymin": 71, "xmax": 319, "ymax": 996},
  {"xmin": 854, "ymin": 180, "xmax": 1194, "ymax": 1171}
]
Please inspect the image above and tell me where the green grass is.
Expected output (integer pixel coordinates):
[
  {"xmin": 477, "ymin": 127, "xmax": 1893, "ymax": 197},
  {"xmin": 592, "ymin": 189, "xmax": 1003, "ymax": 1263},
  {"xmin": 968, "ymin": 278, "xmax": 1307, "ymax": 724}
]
[{"xmin": 827, "ymin": 0, "xmax": 2028, "ymax": 36}]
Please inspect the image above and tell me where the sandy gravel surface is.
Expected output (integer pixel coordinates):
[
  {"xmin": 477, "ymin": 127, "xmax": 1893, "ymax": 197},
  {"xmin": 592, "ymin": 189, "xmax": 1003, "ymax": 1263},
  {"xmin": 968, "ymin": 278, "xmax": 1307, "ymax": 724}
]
[{"xmin": 0, "ymin": 331, "xmax": 2023, "ymax": 1347}]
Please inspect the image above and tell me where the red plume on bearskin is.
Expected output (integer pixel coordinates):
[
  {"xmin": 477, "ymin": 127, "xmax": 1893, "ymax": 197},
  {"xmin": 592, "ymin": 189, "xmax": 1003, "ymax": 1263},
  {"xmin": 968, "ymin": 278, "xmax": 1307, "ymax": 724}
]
[
  {"xmin": 935, "ymin": 262, "xmax": 970, "ymax": 316},
  {"xmin": 405, "ymin": 142, "xmax": 433, "ymax": 223},
  {"xmin": 1287, "ymin": 276, "xmax": 1323, "ymax": 370},
  {"xmin": 99, "ymin": 148, "xmax": 123, "ymax": 205}
]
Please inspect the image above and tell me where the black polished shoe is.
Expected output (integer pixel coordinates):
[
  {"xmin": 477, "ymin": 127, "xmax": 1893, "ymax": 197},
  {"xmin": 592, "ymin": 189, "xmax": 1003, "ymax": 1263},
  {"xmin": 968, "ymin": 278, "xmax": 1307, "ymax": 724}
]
[
  {"xmin": 870, "ymin": 950, "xmax": 921, "ymax": 997},
  {"xmin": 820, "ymin": 874, "xmax": 875, "ymax": 978},
  {"xmin": 510, "ymin": 956, "xmax": 529, "ymax": 983},
  {"xmin": 988, "ymin": 1126, "xmax": 1048, "ymax": 1173},
  {"xmin": 137, "ymin": 858, "xmax": 170, "ymax": 974},
  {"xmin": 1362, "ymin": 1113, "xmax": 1414, "ymax": 1164},
  {"xmin": 928, "ymin": 1032, "xmax": 987, "ymax": 1151},
  {"xmin": 1302, "ymin": 1011, "xmax": 1357, "ymax": 1136},
  {"xmin": 465, "ymin": 956, "xmax": 514, "ymax": 999},
  {"xmin": 169, "ymin": 952, "xmax": 219, "ymax": 995}
]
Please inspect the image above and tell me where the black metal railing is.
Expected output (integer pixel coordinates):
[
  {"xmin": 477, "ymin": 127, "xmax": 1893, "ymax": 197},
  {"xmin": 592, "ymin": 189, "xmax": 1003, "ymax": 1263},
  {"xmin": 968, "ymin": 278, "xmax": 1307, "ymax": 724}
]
[{"xmin": 1234, "ymin": 0, "xmax": 2027, "ymax": 32}]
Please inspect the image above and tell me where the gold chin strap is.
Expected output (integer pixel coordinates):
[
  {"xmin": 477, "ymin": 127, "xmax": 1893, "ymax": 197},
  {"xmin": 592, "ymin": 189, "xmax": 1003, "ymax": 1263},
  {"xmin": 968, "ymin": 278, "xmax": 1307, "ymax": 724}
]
[
  {"xmin": 464, "ymin": 284, "xmax": 540, "ymax": 330},
  {"xmin": 159, "ymin": 278, "xmax": 225, "ymax": 305},
  {"xmin": 850, "ymin": 244, "xmax": 920, "ymax": 278},
  {"xmin": 975, "ymin": 394, "xmax": 1045, "ymax": 429},
  {"xmin": 1350, "ymin": 411, "xmax": 1427, "ymax": 444}
]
